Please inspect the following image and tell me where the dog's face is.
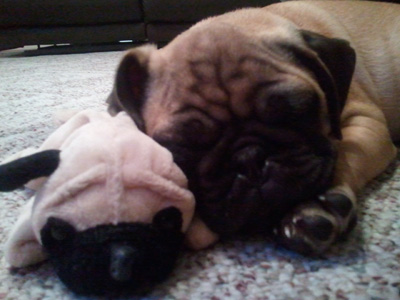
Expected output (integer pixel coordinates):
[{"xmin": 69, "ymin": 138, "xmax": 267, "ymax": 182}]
[{"xmin": 108, "ymin": 15, "xmax": 355, "ymax": 235}]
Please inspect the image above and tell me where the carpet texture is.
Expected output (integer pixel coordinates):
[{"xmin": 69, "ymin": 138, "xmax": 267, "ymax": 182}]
[{"xmin": 0, "ymin": 51, "xmax": 399, "ymax": 300}]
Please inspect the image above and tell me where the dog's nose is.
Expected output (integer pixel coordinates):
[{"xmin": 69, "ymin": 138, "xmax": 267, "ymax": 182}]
[{"xmin": 232, "ymin": 145, "xmax": 266, "ymax": 180}]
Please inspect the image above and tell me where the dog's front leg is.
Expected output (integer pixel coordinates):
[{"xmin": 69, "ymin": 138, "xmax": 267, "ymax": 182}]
[{"xmin": 275, "ymin": 92, "xmax": 398, "ymax": 255}]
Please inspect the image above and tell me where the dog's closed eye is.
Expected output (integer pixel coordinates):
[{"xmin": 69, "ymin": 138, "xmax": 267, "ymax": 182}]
[{"xmin": 254, "ymin": 86, "xmax": 320, "ymax": 125}]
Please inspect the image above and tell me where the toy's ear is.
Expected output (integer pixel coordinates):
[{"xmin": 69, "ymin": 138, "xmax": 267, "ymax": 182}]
[
  {"xmin": 4, "ymin": 197, "xmax": 48, "ymax": 267},
  {"xmin": 0, "ymin": 150, "xmax": 60, "ymax": 192},
  {"xmin": 40, "ymin": 217, "xmax": 77, "ymax": 252},
  {"xmin": 153, "ymin": 207, "xmax": 183, "ymax": 232}
]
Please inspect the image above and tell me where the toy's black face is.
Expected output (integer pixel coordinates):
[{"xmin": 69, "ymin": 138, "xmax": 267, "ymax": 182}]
[{"xmin": 40, "ymin": 207, "xmax": 184, "ymax": 296}]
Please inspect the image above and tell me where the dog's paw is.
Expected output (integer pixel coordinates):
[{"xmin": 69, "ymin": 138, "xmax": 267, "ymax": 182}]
[{"xmin": 274, "ymin": 193, "xmax": 357, "ymax": 255}]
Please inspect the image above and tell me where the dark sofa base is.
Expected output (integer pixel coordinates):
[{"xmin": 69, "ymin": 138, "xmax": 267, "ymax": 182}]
[
  {"xmin": 20, "ymin": 42, "xmax": 143, "ymax": 56},
  {"xmin": 0, "ymin": 0, "xmax": 284, "ymax": 54},
  {"xmin": 146, "ymin": 23, "xmax": 193, "ymax": 43},
  {"xmin": 0, "ymin": 23, "xmax": 145, "ymax": 51}
]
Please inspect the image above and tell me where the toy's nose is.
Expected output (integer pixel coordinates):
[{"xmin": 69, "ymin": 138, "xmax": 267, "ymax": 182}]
[{"xmin": 110, "ymin": 244, "xmax": 136, "ymax": 282}]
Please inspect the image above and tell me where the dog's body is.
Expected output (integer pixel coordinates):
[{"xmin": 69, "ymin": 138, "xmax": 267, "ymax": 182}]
[{"xmin": 108, "ymin": 1, "xmax": 400, "ymax": 254}]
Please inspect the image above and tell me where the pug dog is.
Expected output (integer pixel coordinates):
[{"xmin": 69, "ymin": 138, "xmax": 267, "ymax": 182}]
[{"xmin": 107, "ymin": 1, "xmax": 400, "ymax": 255}]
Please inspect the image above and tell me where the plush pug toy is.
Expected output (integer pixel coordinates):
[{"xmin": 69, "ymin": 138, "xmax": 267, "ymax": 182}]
[{"xmin": 0, "ymin": 110, "xmax": 196, "ymax": 296}]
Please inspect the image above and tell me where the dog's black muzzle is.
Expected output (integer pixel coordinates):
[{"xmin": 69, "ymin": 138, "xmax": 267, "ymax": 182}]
[{"xmin": 160, "ymin": 123, "xmax": 337, "ymax": 237}]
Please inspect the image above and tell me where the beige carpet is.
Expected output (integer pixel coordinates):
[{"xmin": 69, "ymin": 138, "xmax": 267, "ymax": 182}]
[{"xmin": 0, "ymin": 50, "xmax": 399, "ymax": 300}]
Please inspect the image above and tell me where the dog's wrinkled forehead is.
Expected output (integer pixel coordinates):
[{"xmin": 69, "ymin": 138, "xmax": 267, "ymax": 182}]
[
  {"xmin": 144, "ymin": 21, "xmax": 311, "ymax": 137},
  {"xmin": 156, "ymin": 18, "xmax": 303, "ymax": 81},
  {"xmin": 165, "ymin": 10, "xmax": 300, "ymax": 56}
]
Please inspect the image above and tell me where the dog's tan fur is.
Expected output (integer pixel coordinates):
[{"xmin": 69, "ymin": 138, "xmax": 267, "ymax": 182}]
[{"xmin": 108, "ymin": 1, "xmax": 400, "ymax": 254}]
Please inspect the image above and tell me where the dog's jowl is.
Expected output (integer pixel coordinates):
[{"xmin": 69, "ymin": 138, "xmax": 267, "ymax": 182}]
[{"xmin": 108, "ymin": 1, "xmax": 400, "ymax": 254}]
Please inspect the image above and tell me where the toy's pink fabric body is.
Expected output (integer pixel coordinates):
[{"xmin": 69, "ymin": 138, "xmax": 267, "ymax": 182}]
[{"xmin": 5, "ymin": 110, "xmax": 195, "ymax": 267}]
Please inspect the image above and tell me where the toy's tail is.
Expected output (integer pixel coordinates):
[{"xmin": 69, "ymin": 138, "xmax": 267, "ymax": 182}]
[{"xmin": 0, "ymin": 150, "xmax": 60, "ymax": 191}]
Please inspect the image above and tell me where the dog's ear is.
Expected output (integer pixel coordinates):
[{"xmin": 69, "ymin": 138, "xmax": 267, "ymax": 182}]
[
  {"xmin": 301, "ymin": 30, "xmax": 356, "ymax": 139},
  {"xmin": 0, "ymin": 150, "xmax": 60, "ymax": 191},
  {"xmin": 301, "ymin": 30, "xmax": 356, "ymax": 110},
  {"xmin": 108, "ymin": 45, "xmax": 157, "ymax": 130},
  {"xmin": 284, "ymin": 31, "xmax": 356, "ymax": 139}
]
